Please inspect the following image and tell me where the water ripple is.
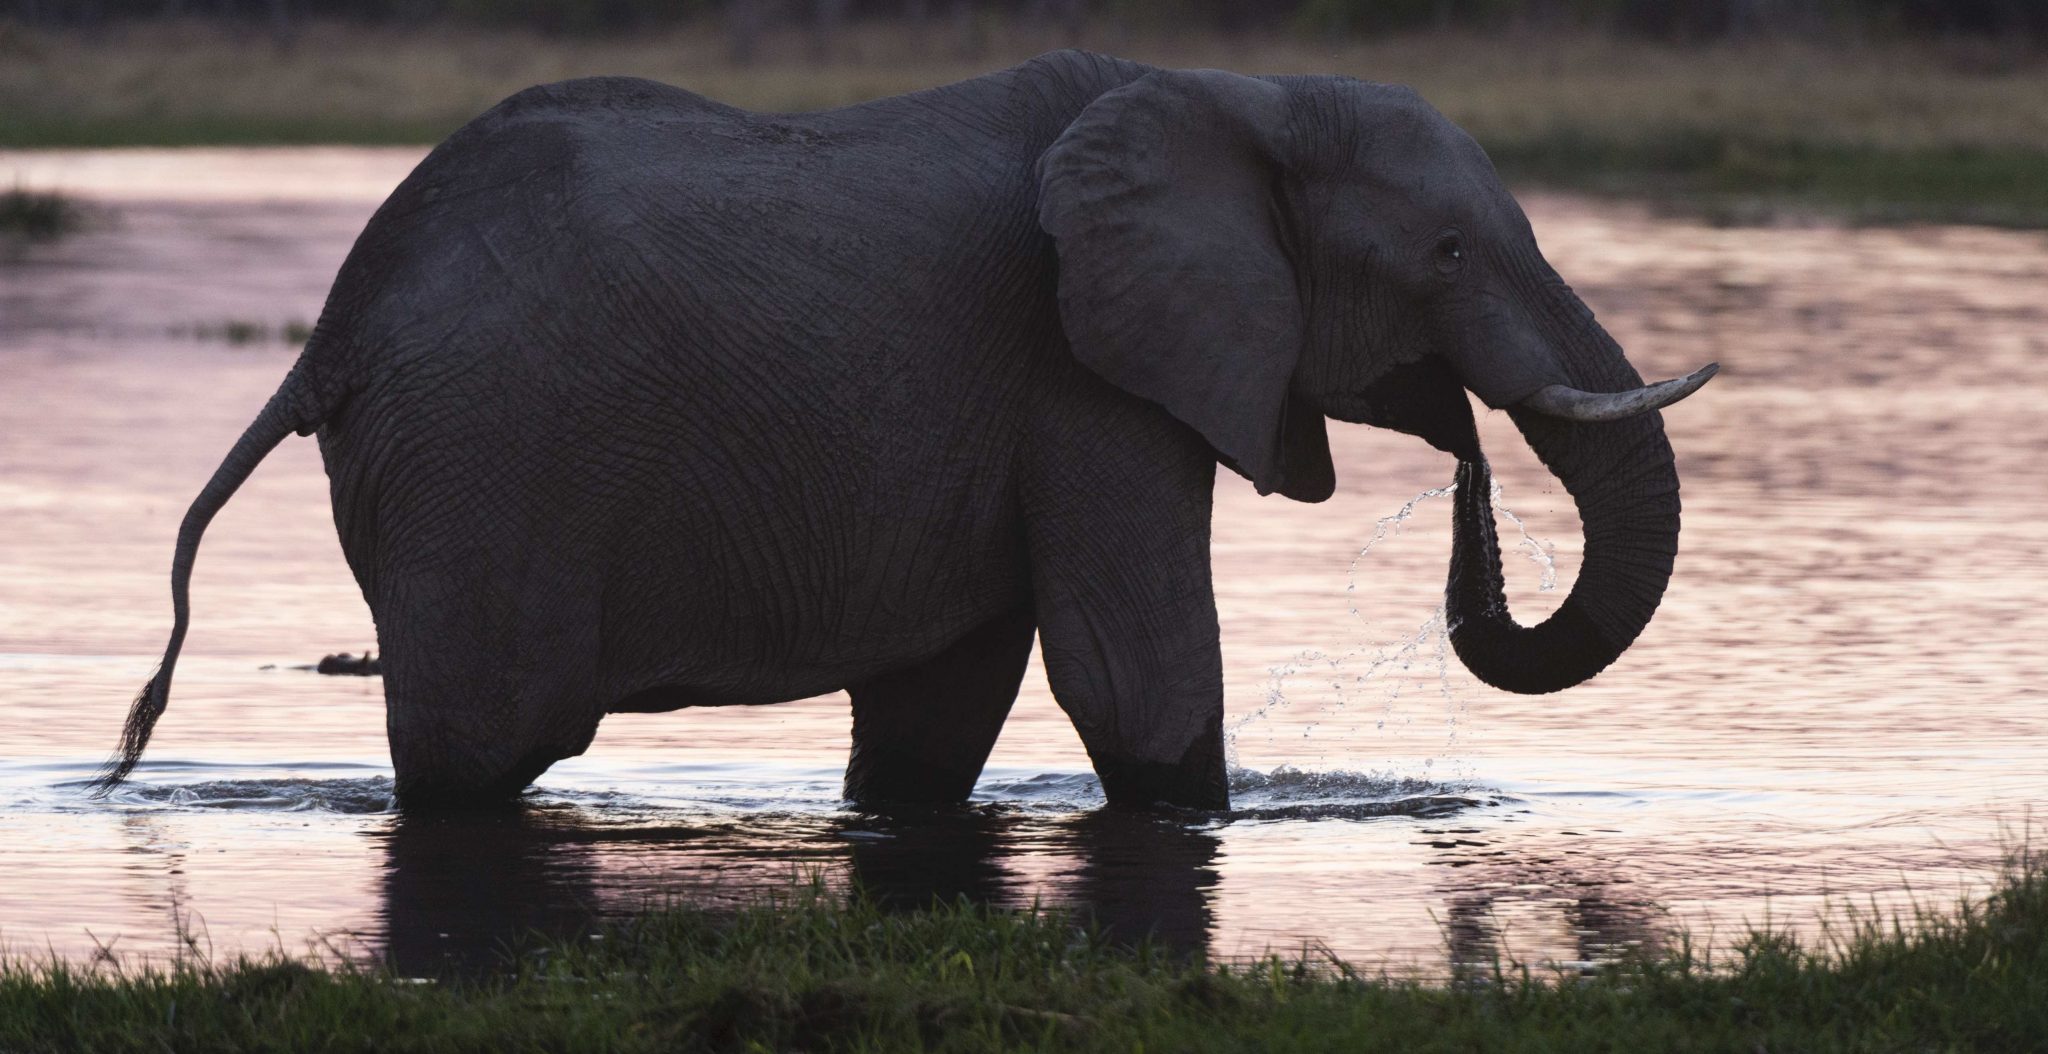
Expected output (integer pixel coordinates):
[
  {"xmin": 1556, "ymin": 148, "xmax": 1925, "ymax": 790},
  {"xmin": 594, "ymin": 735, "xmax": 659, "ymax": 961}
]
[{"xmin": 92, "ymin": 776, "xmax": 397, "ymax": 814}]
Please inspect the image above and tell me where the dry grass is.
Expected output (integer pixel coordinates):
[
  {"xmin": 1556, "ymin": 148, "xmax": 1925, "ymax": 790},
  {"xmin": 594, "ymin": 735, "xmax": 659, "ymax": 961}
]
[{"xmin": 1, "ymin": 18, "xmax": 2042, "ymax": 150}]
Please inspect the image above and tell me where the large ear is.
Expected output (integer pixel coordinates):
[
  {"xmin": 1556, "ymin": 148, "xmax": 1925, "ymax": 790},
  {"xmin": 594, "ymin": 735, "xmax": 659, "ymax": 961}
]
[{"xmin": 1038, "ymin": 69, "xmax": 1333, "ymax": 503}]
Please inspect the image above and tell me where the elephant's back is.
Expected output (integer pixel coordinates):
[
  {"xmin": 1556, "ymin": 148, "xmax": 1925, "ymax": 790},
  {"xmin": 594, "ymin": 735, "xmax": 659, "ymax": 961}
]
[{"xmin": 318, "ymin": 70, "xmax": 1055, "ymax": 387}]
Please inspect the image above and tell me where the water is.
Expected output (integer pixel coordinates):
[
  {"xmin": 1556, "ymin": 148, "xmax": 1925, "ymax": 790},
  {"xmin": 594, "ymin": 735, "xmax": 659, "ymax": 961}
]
[{"xmin": 4, "ymin": 148, "xmax": 2046, "ymax": 976}]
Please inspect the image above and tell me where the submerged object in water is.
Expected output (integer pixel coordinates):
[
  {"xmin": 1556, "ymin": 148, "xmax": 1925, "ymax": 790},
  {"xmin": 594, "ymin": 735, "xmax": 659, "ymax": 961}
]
[{"xmin": 314, "ymin": 651, "xmax": 381, "ymax": 676}]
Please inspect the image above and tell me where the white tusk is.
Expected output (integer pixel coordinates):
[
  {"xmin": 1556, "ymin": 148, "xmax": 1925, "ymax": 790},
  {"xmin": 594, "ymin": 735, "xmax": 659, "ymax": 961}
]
[{"xmin": 1517, "ymin": 363, "xmax": 1720, "ymax": 422}]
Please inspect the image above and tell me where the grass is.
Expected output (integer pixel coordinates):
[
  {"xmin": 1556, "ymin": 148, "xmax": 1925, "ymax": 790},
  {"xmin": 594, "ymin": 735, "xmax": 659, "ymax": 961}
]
[
  {"xmin": 2, "ymin": 18, "xmax": 2047, "ymax": 224},
  {"xmin": 0, "ymin": 186, "xmax": 85, "ymax": 241},
  {"xmin": 3, "ymin": 854, "xmax": 2045, "ymax": 1052}
]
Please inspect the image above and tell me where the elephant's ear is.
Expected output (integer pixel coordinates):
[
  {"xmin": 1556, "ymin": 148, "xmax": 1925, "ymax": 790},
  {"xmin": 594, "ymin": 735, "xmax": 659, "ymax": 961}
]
[{"xmin": 1038, "ymin": 69, "xmax": 1333, "ymax": 503}]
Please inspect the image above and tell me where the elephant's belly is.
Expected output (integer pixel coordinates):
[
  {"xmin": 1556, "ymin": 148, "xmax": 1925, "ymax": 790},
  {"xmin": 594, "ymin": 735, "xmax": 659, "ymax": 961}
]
[
  {"xmin": 604, "ymin": 588, "xmax": 1024, "ymax": 716},
  {"xmin": 599, "ymin": 504, "xmax": 1030, "ymax": 713},
  {"xmin": 592, "ymin": 432, "xmax": 1031, "ymax": 710}
]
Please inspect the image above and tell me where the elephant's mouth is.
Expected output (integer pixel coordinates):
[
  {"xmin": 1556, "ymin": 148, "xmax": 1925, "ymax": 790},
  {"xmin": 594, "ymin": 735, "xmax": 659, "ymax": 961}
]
[{"xmin": 1322, "ymin": 357, "xmax": 1483, "ymax": 461}]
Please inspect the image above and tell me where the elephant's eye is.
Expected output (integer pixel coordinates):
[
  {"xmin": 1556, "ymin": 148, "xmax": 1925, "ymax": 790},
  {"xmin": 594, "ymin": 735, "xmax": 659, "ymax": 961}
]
[{"xmin": 1433, "ymin": 230, "xmax": 1465, "ymax": 276}]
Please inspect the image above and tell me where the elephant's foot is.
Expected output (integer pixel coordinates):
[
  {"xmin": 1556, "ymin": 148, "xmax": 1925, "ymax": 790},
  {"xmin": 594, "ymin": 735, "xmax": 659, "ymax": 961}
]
[
  {"xmin": 373, "ymin": 570, "xmax": 606, "ymax": 811},
  {"xmin": 1091, "ymin": 722, "xmax": 1228, "ymax": 811},
  {"xmin": 844, "ymin": 608, "xmax": 1035, "ymax": 805}
]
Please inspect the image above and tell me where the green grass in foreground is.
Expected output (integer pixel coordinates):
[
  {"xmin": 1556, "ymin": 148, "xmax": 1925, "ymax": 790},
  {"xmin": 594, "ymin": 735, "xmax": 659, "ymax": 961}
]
[{"xmin": 5, "ymin": 855, "xmax": 2046, "ymax": 1053}]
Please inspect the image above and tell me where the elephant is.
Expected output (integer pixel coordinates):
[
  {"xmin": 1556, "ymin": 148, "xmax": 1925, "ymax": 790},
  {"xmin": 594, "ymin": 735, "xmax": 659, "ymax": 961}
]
[{"xmin": 95, "ymin": 50, "xmax": 1714, "ymax": 810}]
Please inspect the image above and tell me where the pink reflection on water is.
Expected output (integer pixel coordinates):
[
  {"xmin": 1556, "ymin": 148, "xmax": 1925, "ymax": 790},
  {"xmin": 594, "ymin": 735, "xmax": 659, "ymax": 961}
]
[{"xmin": 2, "ymin": 149, "xmax": 2045, "ymax": 972}]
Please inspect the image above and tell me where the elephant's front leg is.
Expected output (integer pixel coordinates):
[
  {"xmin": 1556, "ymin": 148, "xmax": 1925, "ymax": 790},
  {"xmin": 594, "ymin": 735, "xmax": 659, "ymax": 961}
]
[
  {"xmin": 843, "ymin": 607, "xmax": 1036, "ymax": 805},
  {"xmin": 1023, "ymin": 402, "xmax": 1228, "ymax": 811}
]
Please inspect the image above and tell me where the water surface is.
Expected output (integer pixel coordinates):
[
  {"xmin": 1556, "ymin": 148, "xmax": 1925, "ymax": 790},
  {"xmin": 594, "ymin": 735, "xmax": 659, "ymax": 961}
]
[{"xmin": 3, "ymin": 148, "xmax": 2044, "ymax": 976}]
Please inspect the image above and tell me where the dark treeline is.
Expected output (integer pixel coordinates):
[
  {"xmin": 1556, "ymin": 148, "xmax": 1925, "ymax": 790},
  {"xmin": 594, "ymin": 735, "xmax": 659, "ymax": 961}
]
[{"xmin": 6, "ymin": 0, "xmax": 2046, "ymax": 44}]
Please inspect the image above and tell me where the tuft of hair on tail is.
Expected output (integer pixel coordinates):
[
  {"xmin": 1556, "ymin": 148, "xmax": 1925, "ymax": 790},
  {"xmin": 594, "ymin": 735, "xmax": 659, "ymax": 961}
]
[{"xmin": 88, "ymin": 666, "xmax": 168, "ymax": 796}]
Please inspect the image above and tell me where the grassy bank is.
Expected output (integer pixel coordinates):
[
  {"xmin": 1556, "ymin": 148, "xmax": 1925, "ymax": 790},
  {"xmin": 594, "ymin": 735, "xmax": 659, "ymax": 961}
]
[
  {"xmin": 3, "ymin": 19, "xmax": 2047, "ymax": 225},
  {"xmin": 5, "ymin": 857, "xmax": 2045, "ymax": 1052}
]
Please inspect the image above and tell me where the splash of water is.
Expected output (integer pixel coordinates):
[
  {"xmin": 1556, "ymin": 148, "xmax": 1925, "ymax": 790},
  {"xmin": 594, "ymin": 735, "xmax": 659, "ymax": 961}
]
[
  {"xmin": 1228, "ymin": 477, "xmax": 1558, "ymax": 781},
  {"xmin": 1344, "ymin": 485, "xmax": 1457, "ymax": 624},
  {"xmin": 1493, "ymin": 475, "xmax": 1558, "ymax": 593},
  {"xmin": 88, "ymin": 777, "xmax": 397, "ymax": 814},
  {"xmin": 1226, "ymin": 486, "xmax": 1457, "ymax": 769},
  {"xmin": 1222, "ymin": 764, "xmax": 1502, "ymax": 822}
]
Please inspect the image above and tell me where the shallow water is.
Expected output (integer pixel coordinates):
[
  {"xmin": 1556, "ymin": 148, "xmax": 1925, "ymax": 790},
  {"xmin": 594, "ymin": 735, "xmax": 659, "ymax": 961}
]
[{"xmin": 3, "ymin": 148, "xmax": 2046, "ymax": 976}]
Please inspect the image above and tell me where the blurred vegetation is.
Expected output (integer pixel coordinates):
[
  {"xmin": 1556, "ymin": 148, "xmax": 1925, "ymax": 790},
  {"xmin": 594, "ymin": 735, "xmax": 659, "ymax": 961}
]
[
  {"xmin": 2, "ymin": 2, "xmax": 2045, "ymax": 224},
  {"xmin": 1289, "ymin": 0, "xmax": 2048, "ymax": 41},
  {"xmin": 4, "ymin": 0, "xmax": 2047, "ymax": 43}
]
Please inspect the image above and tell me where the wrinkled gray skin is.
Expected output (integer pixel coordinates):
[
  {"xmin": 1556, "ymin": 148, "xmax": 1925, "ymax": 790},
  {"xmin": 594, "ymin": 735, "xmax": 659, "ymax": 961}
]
[{"xmin": 98, "ymin": 51, "xmax": 1700, "ymax": 810}]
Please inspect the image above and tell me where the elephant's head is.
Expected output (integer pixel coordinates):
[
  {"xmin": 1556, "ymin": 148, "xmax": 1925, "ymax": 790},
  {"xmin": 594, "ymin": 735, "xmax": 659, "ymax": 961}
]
[{"xmin": 1037, "ymin": 67, "xmax": 1715, "ymax": 695}]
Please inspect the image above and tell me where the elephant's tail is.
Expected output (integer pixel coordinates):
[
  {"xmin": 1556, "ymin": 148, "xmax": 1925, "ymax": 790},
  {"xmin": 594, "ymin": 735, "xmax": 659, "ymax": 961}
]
[{"xmin": 89, "ymin": 359, "xmax": 330, "ymax": 796}]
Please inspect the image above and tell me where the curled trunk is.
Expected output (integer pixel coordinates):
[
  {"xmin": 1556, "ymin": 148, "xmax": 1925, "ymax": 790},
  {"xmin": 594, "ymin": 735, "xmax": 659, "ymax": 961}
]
[{"xmin": 1446, "ymin": 360, "xmax": 1682, "ymax": 695}]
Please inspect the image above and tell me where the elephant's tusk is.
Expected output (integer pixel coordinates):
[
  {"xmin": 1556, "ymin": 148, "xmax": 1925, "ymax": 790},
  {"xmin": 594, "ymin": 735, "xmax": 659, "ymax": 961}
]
[{"xmin": 1517, "ymin": 362, "xmax": 1720, "ymax": 423}]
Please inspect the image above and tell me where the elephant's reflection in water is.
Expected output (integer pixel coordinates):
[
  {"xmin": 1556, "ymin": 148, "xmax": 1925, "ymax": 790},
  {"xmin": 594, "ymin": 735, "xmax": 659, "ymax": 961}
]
[
  {"xmin": 1425, "ymin": 831, "xmax": 1669, "ymax": 974},
  {"xmin": 844, "ymin": 807, "xmax": 1220, "ymax": 955},
  {"xmin": 374, "ymin": 803, "xmax": 1220, "ymax": 977}
]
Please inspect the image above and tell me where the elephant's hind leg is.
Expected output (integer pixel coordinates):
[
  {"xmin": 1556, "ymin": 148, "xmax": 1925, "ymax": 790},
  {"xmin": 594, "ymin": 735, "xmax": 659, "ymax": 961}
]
[
  {"xmin": 378, "ymin": 573, "xmax": 604, "ymax": 809},
  {"xmin": 844, "ymin": 608, "xmax": 1036, "ymax": 805}
]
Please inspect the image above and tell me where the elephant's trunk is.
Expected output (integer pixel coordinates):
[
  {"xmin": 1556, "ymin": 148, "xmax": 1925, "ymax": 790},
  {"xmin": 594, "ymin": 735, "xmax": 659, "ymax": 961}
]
[{"xmin": 1445, "ymin": 331, "xmax": 1682, "ymax": 695}]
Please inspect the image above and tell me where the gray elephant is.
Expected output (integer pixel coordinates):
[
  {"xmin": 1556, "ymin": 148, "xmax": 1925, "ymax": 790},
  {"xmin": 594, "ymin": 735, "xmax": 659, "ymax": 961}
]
[{"xmin": 96, "ymin": 50, "xmax": 1713, "ymax": 810}]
